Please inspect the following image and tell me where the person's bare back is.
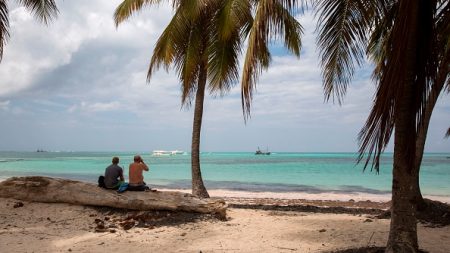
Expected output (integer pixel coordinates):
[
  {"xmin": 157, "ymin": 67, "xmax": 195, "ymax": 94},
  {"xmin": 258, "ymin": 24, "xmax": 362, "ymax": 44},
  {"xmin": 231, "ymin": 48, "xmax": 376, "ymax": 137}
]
[{"xmin": 129, "ymin": 155, "xmax": 149, "ymax": 186}]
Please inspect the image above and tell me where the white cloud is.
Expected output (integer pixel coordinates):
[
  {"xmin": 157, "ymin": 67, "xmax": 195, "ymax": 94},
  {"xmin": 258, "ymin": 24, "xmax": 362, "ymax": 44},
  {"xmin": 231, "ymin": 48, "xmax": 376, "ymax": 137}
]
[
  {"xmin": 69, "ymin": 101, "xmax": 121, "ymax": 113},
  {"xmin": 0, "ymin": 0, "xmax": 172, "ymax": 97}
]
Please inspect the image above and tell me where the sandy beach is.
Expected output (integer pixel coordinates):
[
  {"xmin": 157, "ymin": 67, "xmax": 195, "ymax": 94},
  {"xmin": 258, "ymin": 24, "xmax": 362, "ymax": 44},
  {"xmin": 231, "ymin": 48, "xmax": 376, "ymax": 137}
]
[{"xmin": 1, "ymin": 195, "xmax": 450, "ymax": 253}]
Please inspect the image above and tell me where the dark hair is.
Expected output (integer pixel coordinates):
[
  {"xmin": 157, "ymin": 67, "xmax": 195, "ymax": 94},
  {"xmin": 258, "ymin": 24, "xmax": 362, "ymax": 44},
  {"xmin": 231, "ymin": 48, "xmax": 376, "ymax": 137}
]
[
  {"xmin": 134, "ymin": 155, "xmax": 141, "ymax": 162},
  {"xmin": 112, "ymin": 157, "xmax": 119, "ymax": 164}
]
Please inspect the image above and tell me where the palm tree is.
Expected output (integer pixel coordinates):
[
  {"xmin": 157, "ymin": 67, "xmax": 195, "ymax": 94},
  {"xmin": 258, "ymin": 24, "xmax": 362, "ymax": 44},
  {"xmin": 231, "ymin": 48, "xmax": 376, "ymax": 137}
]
[
  {"xmin": 0, "ymin": 0, "xmax": 58, "ymax": 61},
  {"xmin": 315, "ymin": 0, "xmax": 449, "ymax": 252},
  {"xmin": 366, "ymin": 0, "xmax": 449, "ymax": 212},
  {"xmin": 115, "ymin": 0, "xmax": 302, "ymax": 198},
  {"xmin": 115, "ymin": 0, "xmax": 246, "ymax": 198}
]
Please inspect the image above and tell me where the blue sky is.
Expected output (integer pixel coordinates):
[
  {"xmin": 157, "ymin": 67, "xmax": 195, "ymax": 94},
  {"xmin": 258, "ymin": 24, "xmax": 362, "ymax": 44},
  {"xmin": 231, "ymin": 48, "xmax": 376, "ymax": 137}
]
[{"xmin": 0, "ymin": 0, "xmax": 448, "ymax": 152}]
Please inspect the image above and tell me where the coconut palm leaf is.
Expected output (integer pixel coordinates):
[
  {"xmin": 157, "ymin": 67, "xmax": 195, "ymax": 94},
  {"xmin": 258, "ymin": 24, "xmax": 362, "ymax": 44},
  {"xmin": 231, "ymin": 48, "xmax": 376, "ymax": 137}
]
[
  {"xmin": 146, "ymin": 4, "xmax": 204, "ymax": 107},
  {"xmin": 316, "ymin": 0, "xmax": 384, "ymax": 104},
  {"xmin": 207, "ymin": 0, "xmax": 251, "ymax": 95},
  {"xmin": 241, "ymin": 0, "xmax": 303, "ymax": 119},
  {"xmin": 0, "ymin": 1, "xmax": 9, "ymax": 61},
  {"xmin": 176, "ymin": 21, "xmax": 204, "ymax": 106},
  {"xmin": 18, "ymin": 0, "xmax": 58, "ymax": 24},
  {"xmin": 114, "ymin": 0, "xmax": 167, "ymax": 26},
  {"xmin": 0, "ymin": 0, "xmax": 58, "ymax": 61},
  {"xmin": 114, "ymin": 0, "xmax": 209, "ymax": 26}
]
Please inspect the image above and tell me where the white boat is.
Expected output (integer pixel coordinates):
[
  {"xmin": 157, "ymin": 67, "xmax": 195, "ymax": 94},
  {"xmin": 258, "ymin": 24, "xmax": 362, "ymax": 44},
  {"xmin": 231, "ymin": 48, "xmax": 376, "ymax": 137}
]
[
  {"xmin": 170, "ymin": 150, "xmax": 184, "ymax": 155},
  {"xmin": 152, "ymin": 150, "xmax": 185, "ymax": 156}
]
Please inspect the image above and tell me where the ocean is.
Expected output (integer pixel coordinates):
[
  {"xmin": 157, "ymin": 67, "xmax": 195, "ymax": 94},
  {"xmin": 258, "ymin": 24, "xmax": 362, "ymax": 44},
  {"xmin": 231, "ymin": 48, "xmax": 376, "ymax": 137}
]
[{"xmin": 0, "ymin": 151, "xmax": 449, "ymax": 198}]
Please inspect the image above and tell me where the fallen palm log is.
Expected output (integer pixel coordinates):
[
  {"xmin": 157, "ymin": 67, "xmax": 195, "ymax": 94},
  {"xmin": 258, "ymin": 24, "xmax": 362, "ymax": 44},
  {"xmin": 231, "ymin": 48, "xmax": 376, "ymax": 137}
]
[{"xmin": 0, "ymin": 176, "xmax": 227, "ymax": 219}]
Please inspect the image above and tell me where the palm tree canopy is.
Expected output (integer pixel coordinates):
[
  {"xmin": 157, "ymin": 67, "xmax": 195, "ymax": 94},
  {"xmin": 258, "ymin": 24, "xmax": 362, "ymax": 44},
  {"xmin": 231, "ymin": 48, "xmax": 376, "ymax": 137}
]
[
  {"xmin": 115, "ymin": 0, "xmax": 304, "ymax": 112},
  {"xmin": 115, "ymin": 0, "xmax": 251, "ymax": 106},
  {"xmin": 0, "ymin": 0, "xmax": 58, "ymax": 61},
  {"xmin": 316, "ymin": 0, "xmax": 449, "ymax": 171}
]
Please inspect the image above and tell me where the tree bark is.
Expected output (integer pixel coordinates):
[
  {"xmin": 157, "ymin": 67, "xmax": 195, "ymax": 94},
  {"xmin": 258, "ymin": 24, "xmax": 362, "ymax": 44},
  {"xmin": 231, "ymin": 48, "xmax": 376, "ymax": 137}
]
[
  {"xmin": 0, "ymin": 176, "xmax": 227, "ymax": 219},
  {"xmin": 385, "ymin": 0, "xmax": 420, "ymax": 252},
  {"xmin": 191, "ymin": 63, "xmax": 210, "ymax": 198}
]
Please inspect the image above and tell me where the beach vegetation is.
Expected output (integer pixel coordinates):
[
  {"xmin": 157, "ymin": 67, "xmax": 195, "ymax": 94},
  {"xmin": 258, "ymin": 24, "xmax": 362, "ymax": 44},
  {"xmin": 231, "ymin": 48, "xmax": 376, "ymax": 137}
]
[
  {"xmin": 315, "ymin": 0, "xmax": 449, "ymax": 252},
  {"xmin": 0, "ymin": 0, "xmax": 58, "ymax": 61}
]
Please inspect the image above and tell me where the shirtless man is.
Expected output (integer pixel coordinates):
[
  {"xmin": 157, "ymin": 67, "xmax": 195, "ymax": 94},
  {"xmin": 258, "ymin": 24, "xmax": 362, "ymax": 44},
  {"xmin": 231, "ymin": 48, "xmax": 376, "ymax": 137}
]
[{"xmin": 128, "ymin": 155, "xmax": 149, "ymax": 191}]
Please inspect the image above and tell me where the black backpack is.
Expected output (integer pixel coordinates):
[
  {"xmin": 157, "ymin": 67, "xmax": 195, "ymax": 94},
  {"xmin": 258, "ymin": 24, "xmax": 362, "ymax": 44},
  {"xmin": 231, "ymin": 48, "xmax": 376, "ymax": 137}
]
[{"xmin": 98, "ymin": 175, "xmax": 106, "ymax": 188}]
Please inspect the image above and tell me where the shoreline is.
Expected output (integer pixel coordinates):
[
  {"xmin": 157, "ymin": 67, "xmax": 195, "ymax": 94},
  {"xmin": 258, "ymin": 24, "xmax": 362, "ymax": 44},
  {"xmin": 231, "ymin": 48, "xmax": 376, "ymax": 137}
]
[
  {"xmin": 1, "ymin": 176, "xmax": 450, "ymax": 204},
  {"xmin": 158, "ymin": 188, "xmax": 450, "ymax": 204}
]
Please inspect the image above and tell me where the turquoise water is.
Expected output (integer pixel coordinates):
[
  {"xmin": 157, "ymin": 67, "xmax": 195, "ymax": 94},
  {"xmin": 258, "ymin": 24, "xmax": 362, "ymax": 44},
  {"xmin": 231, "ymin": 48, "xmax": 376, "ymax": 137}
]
[{"xmin": 0, "ymin": 152, "xmax": 449, "ymax": 197}]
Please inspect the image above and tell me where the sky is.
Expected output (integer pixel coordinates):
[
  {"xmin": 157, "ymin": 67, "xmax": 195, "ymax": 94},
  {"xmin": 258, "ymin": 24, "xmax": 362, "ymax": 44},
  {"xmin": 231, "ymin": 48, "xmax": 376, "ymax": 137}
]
[{"xmin": 0, "ymin": 0, "xmax": 448, "ymax": 153}]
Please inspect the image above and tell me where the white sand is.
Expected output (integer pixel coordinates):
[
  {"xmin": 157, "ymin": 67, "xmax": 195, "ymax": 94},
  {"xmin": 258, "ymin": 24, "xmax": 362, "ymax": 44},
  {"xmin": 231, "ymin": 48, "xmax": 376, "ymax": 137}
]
[
  {"xmin": 1, "ymin": 197, "xmax": 450, "ymax": 253},
  {"xmin": 160, "ymin": 188, "xmax": 450, "ymax": 203}
]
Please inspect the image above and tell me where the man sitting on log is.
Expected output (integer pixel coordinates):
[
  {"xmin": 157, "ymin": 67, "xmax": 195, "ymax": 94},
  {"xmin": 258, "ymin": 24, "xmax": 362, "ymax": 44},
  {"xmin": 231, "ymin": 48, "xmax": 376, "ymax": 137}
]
[
  {"xmin": 104, "ymin": 156, "xmax": 125, "ymax": 189},
  {"xmin": 128, "ymin": 155, "xmax": 150, "ymax": 191}
]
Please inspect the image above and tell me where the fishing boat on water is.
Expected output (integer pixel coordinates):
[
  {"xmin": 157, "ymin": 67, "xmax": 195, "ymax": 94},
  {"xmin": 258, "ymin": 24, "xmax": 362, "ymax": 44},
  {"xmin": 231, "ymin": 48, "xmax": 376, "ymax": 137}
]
[{"xmin": 255, "ymin": 147, "xmax": 270, "ymax": 155}]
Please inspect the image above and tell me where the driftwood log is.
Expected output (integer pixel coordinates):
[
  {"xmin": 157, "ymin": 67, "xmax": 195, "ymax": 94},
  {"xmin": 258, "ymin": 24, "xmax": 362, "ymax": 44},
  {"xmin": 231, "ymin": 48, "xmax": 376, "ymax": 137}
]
[{"xmin": 0, "ymin": 176, "xmax": 227, "ymax": 219}]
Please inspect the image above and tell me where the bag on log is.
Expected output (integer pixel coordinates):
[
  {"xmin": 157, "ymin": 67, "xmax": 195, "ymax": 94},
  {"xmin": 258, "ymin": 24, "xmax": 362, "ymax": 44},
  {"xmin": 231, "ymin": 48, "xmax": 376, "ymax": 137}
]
[{"xmin": 98, "ymin": 176, "xmax": 106, "ymax": 188}]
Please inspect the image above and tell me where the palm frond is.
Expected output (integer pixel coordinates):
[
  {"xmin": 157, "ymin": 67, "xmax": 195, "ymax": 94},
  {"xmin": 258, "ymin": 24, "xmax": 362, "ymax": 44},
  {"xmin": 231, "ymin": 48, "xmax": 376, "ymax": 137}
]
[
  {"xmin": 436, "ymin": 0, "xmax": 450, "ymax": 94},
  {"xmin": 148, "ymin": 3, "xmax": 205, "ymax": 107},
  {"xmin": 18, "ymin": 0, "xmax": 58, "ymax": 25},
  {"xmin": 446, "ymin": 128, "xmax": 450, "ymax": 138},
  {"xmin": 207, "ymin": 28, "xmax": 241, "ymax": 95},
  {"xmin": 176, "ymin": 0, "xmax": 207, "ymax": 20},
  {"xmin": 215, "ymin": 0, "xmax": 251, "ymax": 41},
  {"xmin": 177, "ymin": 23, "xmax": 203, "ymax": 106},
  {"xmin": 148, "ymin": 10, "xmax": 181, "ymax": 79},
  {"xmin": 241, "ymin": 0, "xmax": 302, "ymax": 119},
  {"xmin": 316, "ymin": 0, "xmax": 381, "ymax": 104},
  {"xmin": 358, "ymin": 0, "xmax": 436, "ymax": 172},
  {"xmin": 367, "ymin": 0, "xmax": 396, "ymax": 81},
  {"xmin": 114, "ymin": 0, "xmax": 168, "ymax": 27},
  {"xmin": 0, "ymin": 1, "xmax": 9, "ymax": 61},
  {"xmin": 241, "ymin": 2, "xmax": 271, "ymax": 120},
  {"xmin": 206, "ymin": 0, "xmax": 251, "ymax": 95}
]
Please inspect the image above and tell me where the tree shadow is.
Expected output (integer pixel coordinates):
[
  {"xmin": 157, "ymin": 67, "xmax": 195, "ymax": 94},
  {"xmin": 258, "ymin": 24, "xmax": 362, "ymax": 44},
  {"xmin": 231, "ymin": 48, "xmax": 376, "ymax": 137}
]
[{"xmin": 376, "ymin": 199, "xmax": 450, "ymax": 227}]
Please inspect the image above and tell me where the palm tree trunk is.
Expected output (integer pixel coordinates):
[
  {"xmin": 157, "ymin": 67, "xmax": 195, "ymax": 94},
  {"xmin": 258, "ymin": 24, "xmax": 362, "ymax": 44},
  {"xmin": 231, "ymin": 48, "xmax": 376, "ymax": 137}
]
[
  {"xmin": 191, "ymin": 63, "xmax": 210, "ymax": 198},
  {"xmin": 413, "ymin": 52, "xmax": 448, "ymax": 211},
  {"xmin": 387, "ymin": 75, "xmax": 419, "ymax": 253},
  {"xmin": 413, "ymin": 98, "xmax": 434, "ymax": 211},
  {"xmin": 386, "ymin": 0, "xmax": 420, "ymax": 252}
]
